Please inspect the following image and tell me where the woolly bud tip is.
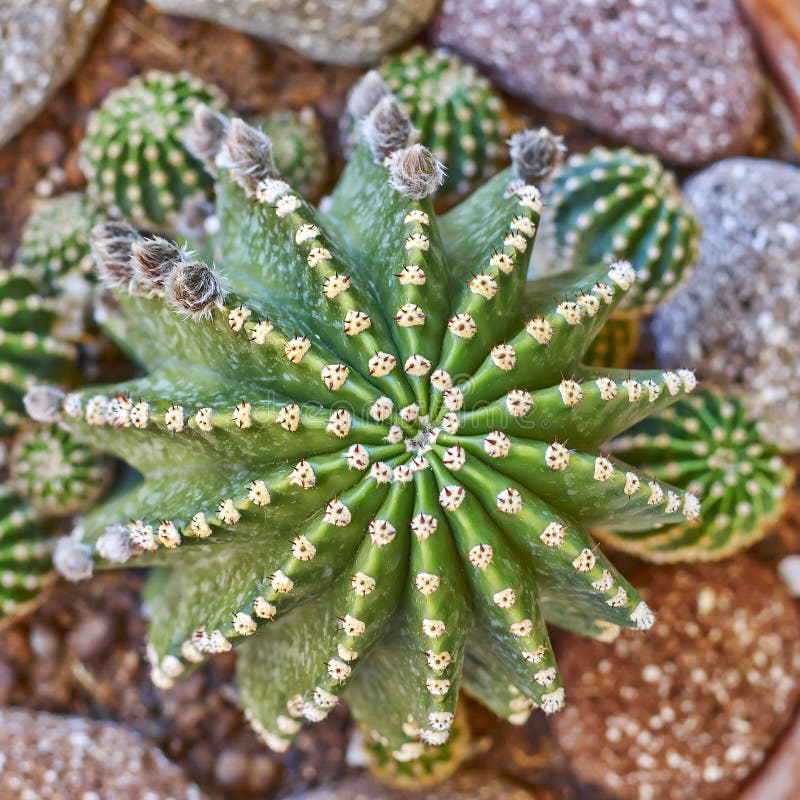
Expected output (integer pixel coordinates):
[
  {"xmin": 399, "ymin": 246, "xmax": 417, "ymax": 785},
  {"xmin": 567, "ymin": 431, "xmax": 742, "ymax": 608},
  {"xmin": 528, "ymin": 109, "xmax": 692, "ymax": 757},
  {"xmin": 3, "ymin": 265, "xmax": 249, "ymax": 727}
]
[
  {"xmin": 175, "ymin": 197, "xmax": 215, "ymax": 241},
  {"xmin": 218, "ymin": 118, "xmax": 276, "ymax": 195},
  {"xmin": 347, "ymin": 70, "xmax": 391, "ymax": 121},
  {"xmin": 23, "ymin": 386, "xmax": 65, "ymax": 423},
  {"xmin": 509, "ymin": 127, "xmax": 567, "ymax": 184},
  {"xmin": 53, "ymin": 535, "xmax": 93, "ymax": 582},
  {"xmin": 388, "ymin": 145, "xmax": 444, "ymax": 199},
  {"xmin": 167, "ymin": 261, "xmax": 225, "ymax": 318},
  {"xmin": 131, "ymin": 236, "xmax": 185, "ymax": 293},
  {"xmin": 91, "ymin": 220, "xmax": 140, "ymax": 289},
  {"xmin": 184, "ymin": 104, "xmax": 230, "ymax": 170},
  {"xmin": 362, "ymin": 95, "xmax": 413, "ymax": 163},
  {"xmin": 96, "ymin": 524, "xmax": 133, "ymax": 564}
]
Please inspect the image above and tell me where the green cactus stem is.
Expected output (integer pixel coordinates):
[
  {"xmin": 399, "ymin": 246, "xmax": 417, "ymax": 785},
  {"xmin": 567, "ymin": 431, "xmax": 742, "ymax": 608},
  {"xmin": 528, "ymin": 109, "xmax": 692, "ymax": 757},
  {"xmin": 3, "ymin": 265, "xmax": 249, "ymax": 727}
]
[
  {"xmin": 537, "ymin": 147, "xmax": 700, "ymax": 315},
  {"xmin": 344, "ymin": 47, "xmax": 518, "ymax": 205},
  {"xmin": 43, "ymin": 89, "xmax": 707, "ymax": 771},
  {"xmin": 9, "ymin": 423, "xmax": 110, "ymax": 516},
  {"xmin": 259, "ymin": 108, "xmax": 328, "ymax": 201},
  {"xmin": 0, "ymin": 485, "xmax": 55, "ymax": 624},
  {"xmin": 0, "ymin": 264, "xmax": 76, "ymax": 436},
  {"xmin": 80, "ymin": 70, "xmax": 228, "ymax": 233},
  {"xmin": 600, "ymin": 390, "xmax": 791, "ymax": 562}
]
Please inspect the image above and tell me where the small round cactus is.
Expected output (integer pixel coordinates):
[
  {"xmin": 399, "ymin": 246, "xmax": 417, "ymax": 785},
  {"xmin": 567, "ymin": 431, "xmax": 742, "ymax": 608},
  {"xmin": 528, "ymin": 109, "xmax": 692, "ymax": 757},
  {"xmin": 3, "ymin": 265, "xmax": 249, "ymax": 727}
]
[
  {"xmin": 0, "ymin": 264, "xmax": 76, "ymax": 436},
  {"xmin": 538, "ymin": 147, "xmax": 700, "ymax": 315},
  {"xmin": 259, "ymin": 108, "xmax": 328, "ymax": 200},
  {"xmin": 0, "ymin": 486, "xmax": 55, "ymax": 623},
  {"xmin": 583, "ymin": 315, "xmax": 640, "ymax": 369},
  {"xmin": 601, "ymin": 390, "xmax": 791, "ymax": 562},
  {"xmin": 47, "ymin": 91, "xmax": 710, "ymax": 775},
  {"xmin": 9, "ymin": 424, "xmax": 110, "ymax": 516},
  {"xmin": 345, "ymin": 47, "xmax": 517, "ymax": 204},
  {"xmin": 80, "ymin": 70, "xmax": 228, "ymax": 233},
  {"xmin": 19, "ymin": 193, "xmax": 98, "ymax": 287}
]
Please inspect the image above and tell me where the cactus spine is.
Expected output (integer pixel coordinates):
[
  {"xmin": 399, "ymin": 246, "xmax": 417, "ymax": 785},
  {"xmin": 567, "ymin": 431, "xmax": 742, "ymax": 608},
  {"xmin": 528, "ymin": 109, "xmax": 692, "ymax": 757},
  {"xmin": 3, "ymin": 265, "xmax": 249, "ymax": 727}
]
[{"xmin": 42, "ymin": 85, "xmax": 711, "ymax": 776}]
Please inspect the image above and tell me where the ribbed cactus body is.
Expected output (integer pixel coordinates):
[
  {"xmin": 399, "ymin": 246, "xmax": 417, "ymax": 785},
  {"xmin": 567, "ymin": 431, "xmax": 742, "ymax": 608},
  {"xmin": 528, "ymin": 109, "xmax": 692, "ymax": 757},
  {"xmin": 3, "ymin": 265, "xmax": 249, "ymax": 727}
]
[
  {"xmin": 583, "ymin": 314, "xmax": 640, "ymax": 369},
  {"xmin": 603, "ymin": 390, "xmax": 790, "ymax": 562},
  {"xmin": 0, "ymin": 487, "xmax": 54, "ymax": 622},
  {"xmin": 345, "ymin": 47, "xmax": 515, "ymax": 204},
  {"xmin": 20, "ymin": 193, "xmax": 97, "ymax": 288},
  {"xmin": 0, "ymin": 265, "xmax": 75, "ymax": 435},
  {"xmin": 80, "ymin": 70, "xmax": 227, "ymax": 233},
  {"xmin": 49, "ymin": 101, "xmax": 708, "ymax": 770},
  {"xmin": 540, "ymin": 147, "xmax": 700, "ymax": 314},
  {"xmin": 259, "ymin": 109, "xmax": 328, "ymax": 200},
  {"xmin": 9, "ymin": 424, "xmax": 110, "ymax": 516}
]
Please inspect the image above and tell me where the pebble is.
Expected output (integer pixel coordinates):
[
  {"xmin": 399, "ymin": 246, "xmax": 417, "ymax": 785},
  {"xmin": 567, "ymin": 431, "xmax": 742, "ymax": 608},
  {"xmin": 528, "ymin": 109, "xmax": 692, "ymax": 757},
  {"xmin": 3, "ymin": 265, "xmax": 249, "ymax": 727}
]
[
  {"xmin": 0, "ymin": 708, "xmax": 207, "ymax": 799},
  {"xmin": 146, "ymin": 0, "xmax": 438, "ymax": 65},
  {"xmin": 433, "ymin": 0, "xmax": 763, "ymax": 164},
  {"xmin": 653, "ymin": 158, "xmax": 800, "ymax": 450},
  {"xmin": 0, "ymin": 0, "xmax": 109, "ymax": 146}
]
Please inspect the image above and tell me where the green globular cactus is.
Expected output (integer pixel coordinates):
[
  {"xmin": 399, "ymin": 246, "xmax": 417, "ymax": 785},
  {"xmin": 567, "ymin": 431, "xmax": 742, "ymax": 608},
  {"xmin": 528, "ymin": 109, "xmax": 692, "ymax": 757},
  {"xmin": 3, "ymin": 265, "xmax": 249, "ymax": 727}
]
[
  {"xmin": 601, "ymin": 390, "xmax": 791, "ymax": 562},
  {"xmin": 538, "ymin": 147, "xmax": 700, "ymax": 315},
  {"xmin": 19, "ymin": 193, "xmax": 98, "ymax": 288},
  {"xmin": 259, "ymin": 109, "xmax": 328, "ymax": 201},
  {"xmin": 0, "ymin": 485, "xmax": 55, "ymax": 623},
  {"xmin": 344, "ymin": 48, "xmax": 517, "ymax": 205},
  {"xmin": 43, "ymin": 90, "xmax": 709, "ymax": 776},
  {"xmin": 80, "ymin": 70, "xmax": 228, "ymax": 233},
  {"xmin": 9, "ymin": 424, "xmax": 110, "ymax": 516},
  {"xmin": 0, "ymin": 264, "xmax": 76, "ymax": 436},
  {"xmin": 583, "ymin": 315, "xmax": 640, "ymax": 369}
]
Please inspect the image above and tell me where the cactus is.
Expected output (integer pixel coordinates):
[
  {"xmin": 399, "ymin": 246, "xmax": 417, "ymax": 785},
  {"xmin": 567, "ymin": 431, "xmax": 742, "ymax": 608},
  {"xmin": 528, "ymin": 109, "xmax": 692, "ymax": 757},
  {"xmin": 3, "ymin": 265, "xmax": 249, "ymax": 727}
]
[
  {"xmin": 0, "ymin": 485, "xmax": 55, "ymax": 623},
  {"xmin": 0, "ymin": 264, "xmax": 76, "ymax": 436},
  {"xmin": 344, "ymin": 48, "xmax": 518, "ymax": 204},
  {"xmin": 8, "ymin": 423, "xmax": 110, "ymax": 516},
  {"xmin": 259, "ymin": 108, "xmax": 328, "ymax": 201},
  {"xmin": 583, "ymin": 315, "xmax": 640, "ymax": 369},
  {"xmin": 80, "ymin": 70, "xmax": 228, "ymax": 233},
  {"xmin": 601, "ymin": 390, "xmax": 791, "ymax": 562},
  {"xmin": 537, "ymin": 147, "xmax": 700, "ymax": 315},
  {"xmin": 20, "ymin": 193, "xmax": 98, "ymax": 288},
  {"xmin": 41, "ymin": 90, "xmax": 710, "ymax": 776}
]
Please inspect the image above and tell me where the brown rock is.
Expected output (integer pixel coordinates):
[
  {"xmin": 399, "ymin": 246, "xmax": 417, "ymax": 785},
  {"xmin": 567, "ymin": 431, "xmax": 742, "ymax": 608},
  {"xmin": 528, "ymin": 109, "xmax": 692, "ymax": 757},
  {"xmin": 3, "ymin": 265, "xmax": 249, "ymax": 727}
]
[
  {"xmin": 552, "ymin": 559, "xmax": 800, "ymax": 800},
  {"xmin": 0, "ymin": 707, "xmax": 206, "ymax": 799},
  {"xmin": 433, "ymin": 0, "xmax": 764, "ymax": 165}
]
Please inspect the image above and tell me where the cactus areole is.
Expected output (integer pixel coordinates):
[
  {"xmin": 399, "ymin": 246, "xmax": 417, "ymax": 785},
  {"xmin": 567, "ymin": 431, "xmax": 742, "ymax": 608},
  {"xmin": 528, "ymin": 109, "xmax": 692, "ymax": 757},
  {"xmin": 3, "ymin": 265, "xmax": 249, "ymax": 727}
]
[{"xmin": 36, "ymin": 83, "xmax": 703, "ymax": 778}]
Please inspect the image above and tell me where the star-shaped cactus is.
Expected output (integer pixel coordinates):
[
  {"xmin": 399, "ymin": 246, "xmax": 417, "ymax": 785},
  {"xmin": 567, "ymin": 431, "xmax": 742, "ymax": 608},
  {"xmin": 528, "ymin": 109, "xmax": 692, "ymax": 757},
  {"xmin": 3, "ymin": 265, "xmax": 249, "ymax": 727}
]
[{"xmin": 38, "ymin": 87, "xmax": 703, "ymax": 778}]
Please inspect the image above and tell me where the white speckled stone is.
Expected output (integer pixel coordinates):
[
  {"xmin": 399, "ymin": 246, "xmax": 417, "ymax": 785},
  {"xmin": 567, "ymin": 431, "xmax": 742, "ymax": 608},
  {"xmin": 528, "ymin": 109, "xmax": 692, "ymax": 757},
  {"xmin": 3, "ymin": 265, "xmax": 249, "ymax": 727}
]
[
  {"xmin": 433, "ymin": 0, "xmax": 763, "ymax": 165},
  {"xmin": 0, "ymin": 0, "xmax": 109, "ymax": 146},
  {"xmin": 653, "ymin": 158, "xmax": 800, "ymax": 450},
  {"xmin": 147, "ymin": 0, "xmax": 438, "ymax": 66},
  {"xmin": 0, "ymin": 708, "xmax": 206, "ymax": 799}
]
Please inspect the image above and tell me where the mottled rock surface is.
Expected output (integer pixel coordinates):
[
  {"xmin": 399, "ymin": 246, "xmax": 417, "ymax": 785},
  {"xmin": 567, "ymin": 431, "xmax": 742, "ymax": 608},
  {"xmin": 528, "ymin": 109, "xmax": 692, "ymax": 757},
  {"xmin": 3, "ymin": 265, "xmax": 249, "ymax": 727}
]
[
  {"xmin": 653, "ymin": 158, "xmax": 800, "ymax": 450},
  {"xmin": 0, "ymin": 707, "xmax": 206, "ymax": 799},
  {"xmin": 289, "ymin": 771, "xmax": 537, "ymax": 799},
  {"xmin": 147, "ymin": 0, "xmax": 437, "ymax": 65},
  {"xmin": 552, "ymin": 559, "xmax": 800, "ymax": 800},
  {"xmin": 433, "ymin": 0, "xmax": 763, "ymax": 164},
  {"xmin": 0, "ymin": 0, "xmax": 109, "ymax": 146}
]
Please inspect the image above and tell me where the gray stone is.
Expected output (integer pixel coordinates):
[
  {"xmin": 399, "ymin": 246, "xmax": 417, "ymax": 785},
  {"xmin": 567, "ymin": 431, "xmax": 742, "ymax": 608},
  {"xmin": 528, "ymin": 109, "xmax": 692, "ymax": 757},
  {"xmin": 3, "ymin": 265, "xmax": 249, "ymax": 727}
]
[
  {"xmin": 147, "ymin": 0, "xmax": 438, "ymax": 66},
  {"xmin": 433, "ymin": 0, "xmax": 763, "ymax": 165},
  {"xmin": 653, "ymin": 158, "xmax": 800, "ymax": 450},
  {"xmin": 0, "ymin": 0, "xmax": 109, "ymax": 146}
]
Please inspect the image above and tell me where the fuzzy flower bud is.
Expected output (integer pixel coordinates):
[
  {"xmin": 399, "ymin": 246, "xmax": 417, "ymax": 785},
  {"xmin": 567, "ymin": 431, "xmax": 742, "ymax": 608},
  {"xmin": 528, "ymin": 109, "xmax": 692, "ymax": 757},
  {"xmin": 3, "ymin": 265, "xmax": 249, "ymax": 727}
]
[
  {"xmin": 510, "ymin": 127, "xmax": 567, "ymax": 184},
  {"xmin": 167, "ymin": 261, "xmax": 225, "ymax": 318},
  {"xmin": 362, "ymin": 96, "xmax": 414, "ymax": 163},
  {"xmin": 389, "ymin": 145, "xmax": 445, "ymax": 199}
]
